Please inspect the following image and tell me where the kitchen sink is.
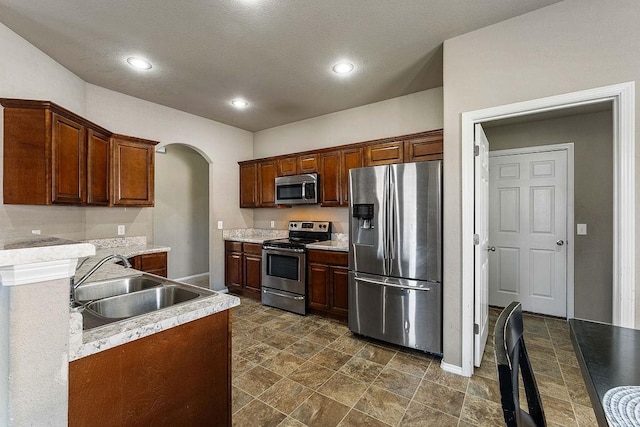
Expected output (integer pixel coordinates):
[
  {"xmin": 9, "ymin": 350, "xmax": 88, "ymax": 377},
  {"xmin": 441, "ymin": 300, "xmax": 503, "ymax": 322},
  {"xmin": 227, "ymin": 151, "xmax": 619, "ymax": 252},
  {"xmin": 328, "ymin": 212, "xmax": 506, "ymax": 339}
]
[
  {"xmin": 77, "ymin": 274, "xmax": 215, "ymax": 330},
  {"xmin": 84, "ymin": 285, "xmax": 201, "ymax": 319},
  {"xmin": 74, "ymin": 275, "xmax": 165, "ymax": 303}
]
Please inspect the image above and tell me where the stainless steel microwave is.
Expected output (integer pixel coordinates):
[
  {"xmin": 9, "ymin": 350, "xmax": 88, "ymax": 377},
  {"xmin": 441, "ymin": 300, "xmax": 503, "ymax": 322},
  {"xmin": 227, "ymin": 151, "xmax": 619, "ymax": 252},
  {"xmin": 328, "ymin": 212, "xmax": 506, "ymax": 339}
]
[{"xmin": 275, "ymin": 173, "xmax": 318, "ymax": 205}]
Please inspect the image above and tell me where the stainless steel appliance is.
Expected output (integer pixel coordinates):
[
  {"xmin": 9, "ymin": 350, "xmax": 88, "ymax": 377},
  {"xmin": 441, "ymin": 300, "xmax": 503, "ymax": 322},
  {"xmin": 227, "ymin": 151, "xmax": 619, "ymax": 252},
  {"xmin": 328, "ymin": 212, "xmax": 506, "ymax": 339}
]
[
  {"xmin": 349, "ymin": 160, "xmax": 442, "ymax": 354},
  {"xmin": 275, "ymin": 173, "xmax": 318, "ymax": 205},
  {"xmin": 262, "ymin": 221, "xmax": 331, "ymax": 315}
]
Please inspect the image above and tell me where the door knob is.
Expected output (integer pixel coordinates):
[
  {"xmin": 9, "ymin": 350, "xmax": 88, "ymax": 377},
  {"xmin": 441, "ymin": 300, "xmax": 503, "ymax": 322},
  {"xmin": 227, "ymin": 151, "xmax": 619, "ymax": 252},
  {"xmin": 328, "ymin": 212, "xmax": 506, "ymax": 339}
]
[
  {"xmin": 556, "ymin": 240, "xmax": 564, "ymax": 246},
  {"xmin": 487, "ymin": 246, "xmax": 496, "ymax": 252}
]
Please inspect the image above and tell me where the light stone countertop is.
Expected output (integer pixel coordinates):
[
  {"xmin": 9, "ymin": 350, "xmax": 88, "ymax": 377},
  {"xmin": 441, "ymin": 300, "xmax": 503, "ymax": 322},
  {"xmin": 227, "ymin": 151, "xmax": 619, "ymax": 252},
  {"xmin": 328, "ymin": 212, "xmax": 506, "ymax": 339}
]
[
  {"xmin": 223, "ymin": 228, "xmax": 288, "ymax": 244},
  {"xmin": 0, "ymin": 231, "xmax": 95, "ymax": 267},
  {"xmin": 305, "ymin": 240, "xmax": 349, "ymax": 252},
  {"xmin": 69, "ymin": 237, "xmax": 239, "ymax": 361}
]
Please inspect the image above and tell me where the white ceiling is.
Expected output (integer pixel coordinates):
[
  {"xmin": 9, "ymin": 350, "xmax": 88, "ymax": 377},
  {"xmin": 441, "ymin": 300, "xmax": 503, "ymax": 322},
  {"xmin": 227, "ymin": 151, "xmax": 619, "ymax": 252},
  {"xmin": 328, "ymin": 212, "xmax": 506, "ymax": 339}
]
[{"xmin": 0, "ymin": 0, "xmax": 562, "ymax": 132}]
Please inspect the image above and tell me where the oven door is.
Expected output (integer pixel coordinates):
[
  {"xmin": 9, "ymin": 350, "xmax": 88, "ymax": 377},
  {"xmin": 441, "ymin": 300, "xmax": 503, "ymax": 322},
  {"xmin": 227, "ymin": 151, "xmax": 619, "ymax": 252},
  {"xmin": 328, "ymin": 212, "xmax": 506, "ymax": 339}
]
[{"xmin": 262, "ymin": 247, "xmax": 306, "ymax": 294}]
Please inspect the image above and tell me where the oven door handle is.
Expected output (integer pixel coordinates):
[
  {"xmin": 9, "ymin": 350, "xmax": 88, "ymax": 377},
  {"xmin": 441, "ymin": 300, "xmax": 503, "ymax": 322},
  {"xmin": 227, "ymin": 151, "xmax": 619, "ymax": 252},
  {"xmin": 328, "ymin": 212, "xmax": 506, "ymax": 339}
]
[
  {"xmin": 263, "ymin": 247, "xmax": 305, "ymax": 254},
  {"xmin": 263, "ymin": 288, "xmax": 305, "ymax": 300}
]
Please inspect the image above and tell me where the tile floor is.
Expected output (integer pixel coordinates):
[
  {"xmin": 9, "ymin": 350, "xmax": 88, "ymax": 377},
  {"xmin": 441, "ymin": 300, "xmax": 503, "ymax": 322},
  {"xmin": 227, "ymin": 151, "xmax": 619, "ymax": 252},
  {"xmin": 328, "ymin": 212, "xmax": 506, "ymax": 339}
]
[{"xmin": 230, "ymin": 297, "xmax": 598, "ymax": 426}]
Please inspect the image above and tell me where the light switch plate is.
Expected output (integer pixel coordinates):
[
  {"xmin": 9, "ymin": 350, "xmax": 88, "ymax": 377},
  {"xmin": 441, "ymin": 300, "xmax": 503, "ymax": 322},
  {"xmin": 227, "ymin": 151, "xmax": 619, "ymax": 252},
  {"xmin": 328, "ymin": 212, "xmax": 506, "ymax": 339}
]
[
  {"xmin": 31, "ymin": 229, "xmax": 41, "ymax": 235},
  {"xmin": 117, "ymin": 225, "xmax": 125, "ymax": 235},
  {"xmin": 271, "ymin": 221, "xmax": 275, "ymax": 228},
  {"xmin": 577, "ymin": 224, "xmax": 587, "ymax": 235},
  {"xmin": 217, "ymin": 221, "xmax": 223, "ymax": 230}
]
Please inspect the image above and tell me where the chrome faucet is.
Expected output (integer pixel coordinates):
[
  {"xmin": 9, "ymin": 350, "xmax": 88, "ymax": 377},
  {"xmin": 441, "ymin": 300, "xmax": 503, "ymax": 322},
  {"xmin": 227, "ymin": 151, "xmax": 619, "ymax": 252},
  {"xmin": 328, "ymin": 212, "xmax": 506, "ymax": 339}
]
[{"xmin": 71, "ymin": 254, "xmax": 132, "ymax": 303}]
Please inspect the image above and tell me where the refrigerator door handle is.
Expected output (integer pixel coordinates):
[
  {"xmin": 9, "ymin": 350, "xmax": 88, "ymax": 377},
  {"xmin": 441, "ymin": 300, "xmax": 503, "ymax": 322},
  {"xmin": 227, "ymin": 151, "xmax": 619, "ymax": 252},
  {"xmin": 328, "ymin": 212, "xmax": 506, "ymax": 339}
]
[
  {"xmin": 388, "ymin": 177, "xmax": 396, "ymax": 260},
  {"xmin": 382, "ymin": 167, "xmax": 389, "ymax": 273},
  {"xmin": 353, "ymin": 276, "xmax": 433, "ymax": 292}
]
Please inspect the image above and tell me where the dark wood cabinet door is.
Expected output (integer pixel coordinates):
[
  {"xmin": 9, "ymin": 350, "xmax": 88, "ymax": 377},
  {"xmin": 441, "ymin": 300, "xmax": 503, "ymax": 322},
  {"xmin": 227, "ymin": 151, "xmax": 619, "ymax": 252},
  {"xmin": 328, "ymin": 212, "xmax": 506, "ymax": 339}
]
[
  {"xmin": 258, "ymin": 160, "xmax": 277, "ymax": 207},
  {"xmin": 308, "ymin": 262, "xmax": 330, "ymax": 310},
  {"xmin": 277, "ymin": 157, "xmax": 298, "ymax": 176},
  {"xmin": 298, "ymin": 154, "xmax": 318, "ymax": 173},
  {"xmin": 404, "ymin": 131, "xmax": 443, "ymax": 162},
  {"xmin": 319, "ymin": 151, "xmax": 341, "ymax": 207},
  {"xmin": 340, "ymin": 148, "xmax": 363, "ymax": 206},
  {"xmin": 364, "ymin": 140, "xmax": 404, "ymax": 166},
  {"xmin": 86, "ymin": 129, "xmax": 110, "ymax": 205},
  {"xmin": 239, "ymin": 162, "xmax": 258, "ymax": 208},
  {"xmin": 225, "ymin": 249, "xmax": 243, "ymax": 292},
  {"xmin": 331, "ymin": 266, "xmax": 349, "ymax": 317},
  {"xmin": 51, "ymin": 113, "xmax": 86, "ymax": 204},
  {"xmin": 243, "ymin": 254, "xmax": 262, "ymax": 295},
  {"xmin": 111, "ymin": 136, "xmax": 156, "ymax": 206}
]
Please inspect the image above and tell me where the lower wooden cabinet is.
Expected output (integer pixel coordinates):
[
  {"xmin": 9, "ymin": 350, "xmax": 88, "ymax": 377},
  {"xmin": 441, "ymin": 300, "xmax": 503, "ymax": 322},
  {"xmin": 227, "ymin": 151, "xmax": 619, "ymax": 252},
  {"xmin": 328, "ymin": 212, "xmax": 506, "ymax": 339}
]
[
  {"xmin": 69, "ymin": 310, "xmax": 231, "ymax": 426},
  {"xmin": 307, "ymin": 249, "xmax": 349, "ymax": 322},
  {"xmin": 127, "ymin": 251, "xmax": 168, "ymax": 277},
  {"xmin": 225, "ymin": 241, "xmax": 262, "ymax": 300}
]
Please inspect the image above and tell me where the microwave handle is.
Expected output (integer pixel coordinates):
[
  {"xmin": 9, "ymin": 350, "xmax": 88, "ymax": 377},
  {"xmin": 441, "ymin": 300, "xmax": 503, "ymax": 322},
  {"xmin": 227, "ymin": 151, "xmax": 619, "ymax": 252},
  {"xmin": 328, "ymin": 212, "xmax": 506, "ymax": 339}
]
[{"xmin": 301, "ymin": 182, "xmax": 306, "ymax": 200}]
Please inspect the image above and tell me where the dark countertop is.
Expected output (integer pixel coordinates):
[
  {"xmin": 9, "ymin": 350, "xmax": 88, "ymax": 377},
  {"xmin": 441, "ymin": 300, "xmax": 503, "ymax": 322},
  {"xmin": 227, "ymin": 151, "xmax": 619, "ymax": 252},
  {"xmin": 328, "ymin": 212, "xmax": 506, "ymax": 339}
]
[{"xmin": 569, "ymin": 318, "xmax": 640, "ymax": 426}]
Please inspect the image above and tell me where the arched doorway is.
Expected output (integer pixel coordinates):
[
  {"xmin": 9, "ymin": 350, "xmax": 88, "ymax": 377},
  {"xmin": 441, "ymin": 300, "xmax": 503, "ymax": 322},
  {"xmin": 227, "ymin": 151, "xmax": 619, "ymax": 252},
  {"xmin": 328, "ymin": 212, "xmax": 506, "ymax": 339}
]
[{"xmin": 154, "ymin": 144, "xmax": 210, "ymax": 286}]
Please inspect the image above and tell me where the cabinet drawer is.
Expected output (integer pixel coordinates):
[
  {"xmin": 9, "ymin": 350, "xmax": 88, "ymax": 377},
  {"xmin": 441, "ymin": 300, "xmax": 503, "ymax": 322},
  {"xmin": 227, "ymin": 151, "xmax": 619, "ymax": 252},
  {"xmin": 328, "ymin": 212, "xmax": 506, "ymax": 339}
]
[
  {"xmin": 243, "ymin": 242, "xmax": 263, "ymax": 255},
  {"xmin": 225, "ymin": 241, "xmax": 243, "ymax": 252},
  {"xmin": 139, "ymin": 252, "xmax": 167, "ymax": 270},
  {"xmin": 307, "ymin": 249, "xmax": 348, "ymax": 266}
]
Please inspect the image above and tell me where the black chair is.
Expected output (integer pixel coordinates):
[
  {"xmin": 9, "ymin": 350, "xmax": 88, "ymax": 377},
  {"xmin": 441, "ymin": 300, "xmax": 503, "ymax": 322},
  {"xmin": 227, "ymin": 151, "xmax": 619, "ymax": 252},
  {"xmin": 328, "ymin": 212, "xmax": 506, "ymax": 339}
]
[{"xmin": 494, "ymin": 302, "xmax": 546, "ymax": 427}]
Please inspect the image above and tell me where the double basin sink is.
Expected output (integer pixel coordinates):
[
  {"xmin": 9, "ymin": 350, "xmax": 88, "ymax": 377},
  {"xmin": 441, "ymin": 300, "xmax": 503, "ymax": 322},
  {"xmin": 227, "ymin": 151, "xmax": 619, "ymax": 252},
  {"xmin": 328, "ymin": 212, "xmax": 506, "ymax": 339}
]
[{"xmin": 75, "ymin": 274, "xmax": 215, "ymax": 330}]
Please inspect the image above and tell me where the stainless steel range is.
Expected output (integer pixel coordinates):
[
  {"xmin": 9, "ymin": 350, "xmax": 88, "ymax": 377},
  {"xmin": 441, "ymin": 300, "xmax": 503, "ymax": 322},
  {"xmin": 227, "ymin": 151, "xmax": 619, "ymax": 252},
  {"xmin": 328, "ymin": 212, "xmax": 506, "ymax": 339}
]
[{"xmin": 262, "ymin": 221, "xmax": 331, "ymax": 315}]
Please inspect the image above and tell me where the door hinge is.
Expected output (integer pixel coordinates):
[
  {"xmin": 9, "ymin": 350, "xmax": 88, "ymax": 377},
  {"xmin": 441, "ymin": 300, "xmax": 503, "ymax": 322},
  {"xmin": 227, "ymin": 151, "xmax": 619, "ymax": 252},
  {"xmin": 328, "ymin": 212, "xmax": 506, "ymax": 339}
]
[
  {"xmin": 473, "ymin": 234, "xmax": 479, "ymax": 245},
  {"xmin": 474, "ymin": 323, "xmax": 479, "ymax": 334},
  {"xmin": 474, "ymin": 145, "xmax": 480, "ymax": 156}
]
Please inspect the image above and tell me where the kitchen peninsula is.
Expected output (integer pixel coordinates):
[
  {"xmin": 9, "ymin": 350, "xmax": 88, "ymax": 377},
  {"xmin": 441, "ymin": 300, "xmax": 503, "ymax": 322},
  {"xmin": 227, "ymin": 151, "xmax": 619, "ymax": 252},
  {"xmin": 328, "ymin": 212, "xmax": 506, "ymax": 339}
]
[{"xmin": 0, "ymin": 231, "xmax": 239, "ymax": 426}]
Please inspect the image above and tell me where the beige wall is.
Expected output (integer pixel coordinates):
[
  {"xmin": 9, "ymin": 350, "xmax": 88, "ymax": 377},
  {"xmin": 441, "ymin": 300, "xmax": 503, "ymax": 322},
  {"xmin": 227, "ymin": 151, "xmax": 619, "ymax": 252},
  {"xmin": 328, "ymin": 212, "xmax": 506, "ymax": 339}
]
[
  {"xmin": 252, "ymin": 87, "xmax": 444, "ymax": 231},
  {"xmin": 442, "ymin": 0, "xmax": 640, "ymax": 367},
  {"xmin": 154, "ymin": 144, "xmax": 210, "ymax": 280},
  {"xmin": 485, "ymin": 110, "xmax": 613, "ymax": 322}
]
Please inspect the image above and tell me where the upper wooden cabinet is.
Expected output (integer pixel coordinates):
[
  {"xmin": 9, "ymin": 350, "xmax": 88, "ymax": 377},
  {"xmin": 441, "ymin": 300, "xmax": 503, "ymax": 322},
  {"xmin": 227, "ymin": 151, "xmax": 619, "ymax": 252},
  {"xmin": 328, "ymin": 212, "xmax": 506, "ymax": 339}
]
[
  {"xmin": 238, "ymin": 129, "xmax": 441, "ymax": 208},
  {"xmin": 258, "ymin": 160, "xmax": 278, "ymax": 207},
  {"xmin": 298, "ymin": 154, "xmax": 318, "ymax": 173},
  {"xmin": 1, "ymin": 98, "xmax": 158, "ymax": 207},
  {"xmin": 239, "ymin": 162, "xmax": 258, "ymax": 208},
  {"xmin": 364, "ymin": 140, "xmax": 404, "ymax": 166},
  {"xmin": 404, "ymin": 131, "xmax": 443, "ymax": 162},
  {"xmin": 277, "ymin": 156, "xmax": 298, "ymax": 176},
  {"xmin": 111, "ymin": 135, "xmax": 157, "ymax": 207}
]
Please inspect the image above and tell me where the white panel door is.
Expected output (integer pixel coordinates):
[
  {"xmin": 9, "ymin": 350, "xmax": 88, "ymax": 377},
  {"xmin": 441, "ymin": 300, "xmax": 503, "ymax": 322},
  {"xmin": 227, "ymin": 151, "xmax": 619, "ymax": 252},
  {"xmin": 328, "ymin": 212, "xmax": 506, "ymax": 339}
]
[
  {"xmin": 489, "ymin": 150, "xmax": 567, "ymax": 317},
  {"xmin": 474, "ymin": 124, "xmax": 490, "ymax": 367}
]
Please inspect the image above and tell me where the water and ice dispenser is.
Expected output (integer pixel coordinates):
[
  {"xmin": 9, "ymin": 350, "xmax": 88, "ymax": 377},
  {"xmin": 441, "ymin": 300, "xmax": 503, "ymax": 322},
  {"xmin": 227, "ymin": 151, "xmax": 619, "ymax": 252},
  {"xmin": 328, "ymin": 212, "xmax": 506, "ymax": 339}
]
[{"xmin": 353, "ymin": 204, "xmax": 374, "ymax": 229}]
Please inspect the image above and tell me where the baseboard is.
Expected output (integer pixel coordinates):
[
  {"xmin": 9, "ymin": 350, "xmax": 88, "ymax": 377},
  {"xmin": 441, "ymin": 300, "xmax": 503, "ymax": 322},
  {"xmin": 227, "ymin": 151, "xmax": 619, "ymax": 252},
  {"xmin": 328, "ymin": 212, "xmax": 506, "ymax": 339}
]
[
  {"xmin": 175, "ymin": 272, "xmax": 209, "ymax": 282},
  {"xmin": 440, "ymin": 360, "xmax": 468, "ymax": 377}
]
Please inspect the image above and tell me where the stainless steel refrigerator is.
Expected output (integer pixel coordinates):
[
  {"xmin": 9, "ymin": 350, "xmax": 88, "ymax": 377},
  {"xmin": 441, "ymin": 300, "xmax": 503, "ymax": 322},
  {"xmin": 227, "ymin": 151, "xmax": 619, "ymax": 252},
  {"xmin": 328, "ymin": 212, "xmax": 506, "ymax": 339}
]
[{"xmin": 348, "ymin": 160, "xmax": 442, "ymax": 354}]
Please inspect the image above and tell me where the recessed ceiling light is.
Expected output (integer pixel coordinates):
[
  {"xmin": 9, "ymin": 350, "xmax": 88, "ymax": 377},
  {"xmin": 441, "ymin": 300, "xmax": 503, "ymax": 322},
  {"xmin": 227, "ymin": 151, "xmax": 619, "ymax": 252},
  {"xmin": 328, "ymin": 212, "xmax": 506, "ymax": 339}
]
[
  {"xmin": 126, "ymin": 57, "xmax": 152, "ymax": 70},
  {"xmin": 231, "ymin": 98, "xmax": 249, "ymax": 109},
  {"xmin": 332, "ymin": 62, "xmax": 354, "ymax": 74}
]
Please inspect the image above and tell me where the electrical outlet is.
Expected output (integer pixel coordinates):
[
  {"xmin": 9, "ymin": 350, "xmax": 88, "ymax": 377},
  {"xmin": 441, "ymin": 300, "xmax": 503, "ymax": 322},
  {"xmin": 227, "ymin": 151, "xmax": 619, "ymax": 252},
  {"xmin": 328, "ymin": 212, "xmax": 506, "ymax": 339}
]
[
  {"xmin": 117, "ymin": 225, "xmax": 125, "ymax": 235},
  {"xmin": 270, "ymin": 221, "xmax": 275, "ymax": 228},
  {"xmin": 31, "ymin": 229, "xmax": 41, "ymax": 235},
  {"xmin": 577, "ymin": 224, "xmax": 587, "ymax": 235},
  {"xmin": 217, "ymin": 221, "xmax": 223, "ymax": 230}
]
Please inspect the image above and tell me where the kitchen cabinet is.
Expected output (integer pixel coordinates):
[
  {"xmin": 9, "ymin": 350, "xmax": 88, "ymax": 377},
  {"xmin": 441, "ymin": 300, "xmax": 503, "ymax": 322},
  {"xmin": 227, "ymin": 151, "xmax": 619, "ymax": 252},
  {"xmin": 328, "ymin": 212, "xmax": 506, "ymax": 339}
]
[
  {"xmin": 404, "ymin": 131, "xmax": 443, "ymax": 162},
  {"xmin": 1, "ymin": 98, "xmax": 158, "ymax": 207},
  {"xmin": 239, "ymin": 162, "xmax": 258, "ymax": 208},
  {"xmin": 307, "ymin": 249, "xmax": 349, "ymax": 322},
  {"xmin": 319, "ymin": 148, "xmax": 362, "ymax": 207},
  {"xmin": 111, "ymin": 135, "xmax": 157, "ymax": 207},
  {"xmin": 258, "ymin": 160, "xmax": 278, "ymax": 207},
  {"xmin": 127, "ymin": 251, "xmax": 168, "ymax": 277},
  {"xmin": 224, "ymin": 241, "xmax": 262, "ymax": 300},
  {"xmin": 298, "ymin": 153, "xmax": 318, "ymax": 173},
  {"xmin": 319, "ymin": 150, "xmax": 341, "ymax": 207},
  {"xmin": 364, "ymin": 140, "xmax": 404, "ymax": 166},
  {"xmin": 237, "ymin": 129, "xmax": 442, "ymax": 209},
  {"xmin": 278, "ymin": 156, "xmax": 298, "ymax": 176},
  {"xmin": 86, "ymin": 129, "xmax": 111, "ymax": 205},
  {"xmin": 69, "ymin": 310, "xmax": 231, "ymax": 426}
]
